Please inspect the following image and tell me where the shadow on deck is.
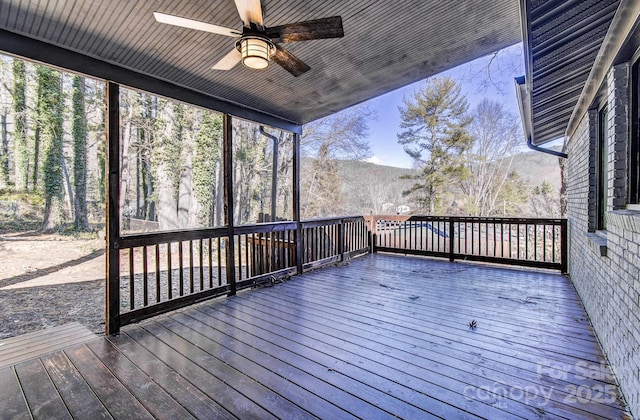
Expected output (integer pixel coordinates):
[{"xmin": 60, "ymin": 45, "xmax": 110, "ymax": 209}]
[{"xmin": 0, "ymin": 253, "xmax": 630, "ymax": 419}]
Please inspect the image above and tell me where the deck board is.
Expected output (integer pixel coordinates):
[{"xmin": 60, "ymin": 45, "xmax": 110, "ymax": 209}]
[
  {"xmin": 14, "ymin": 358, "xmax": 71, "ymax": 419},
  {"xmin": 0, "ymin": 367, "xmax": 31, "ymax": 419},
  {"xmin": 0, "ymin": 254, "xmax": 630, "ymax": 419},
  {"xmin": 105, "ymin": 333, "xmax": 236, "ymax": 419},
  {"xmin": 40, "ymin": 351, "xmax": 112, "ymax": 419}
]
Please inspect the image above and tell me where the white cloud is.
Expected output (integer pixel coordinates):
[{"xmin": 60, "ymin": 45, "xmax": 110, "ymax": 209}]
[{"xmin": 365, "ymin": 155, "xmax": 383, "ymax": 165}]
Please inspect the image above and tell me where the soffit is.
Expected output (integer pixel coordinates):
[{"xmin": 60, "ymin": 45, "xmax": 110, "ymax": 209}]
[{"xmin": 0, "ymin": 0, "xmax": 521, "ymax": 126}]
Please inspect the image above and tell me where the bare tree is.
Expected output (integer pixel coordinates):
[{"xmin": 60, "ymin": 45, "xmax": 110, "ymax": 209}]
[
  {"xmin": 300, "ymin": 105, "xmax": 374, "ymax": 218},
  {"xmin": 460, "ymin": 99, "xmax": 521, "ymax": 216}
]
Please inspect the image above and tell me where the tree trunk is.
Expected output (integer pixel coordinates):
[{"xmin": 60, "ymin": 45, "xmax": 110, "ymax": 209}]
[
  {"xmin": 559, "ymin": 153, "xmax": 567, "ymax": 217},
  {"xmin": 72, "ymin": 75, "xmax": 90, "ymax": 231},
  {"xmin": 0, "ymin": 112, "xmax": 8, "ymax": 186},
  {"xmin": 62, "ymin": 157, "xmax": 74, "ymax": 218},
  {"xmin": 40, "ymin": 67, "xmax": 65, "ymax": 230},
  {"xmin": 13, "ymin": 59, "xmax": 29, "ymax": 191}
]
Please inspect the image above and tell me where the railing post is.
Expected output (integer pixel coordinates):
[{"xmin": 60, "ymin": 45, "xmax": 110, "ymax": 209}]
[
  {"xmin": 561, "ymin": 219, "xmax": 568, "ymax": 273},
  {"xmin": 223, "ymin": 114, "xmax": 236, "ymax": 296},
  {"xmin": 105, "ymin": 82, "xmax": 120, "ymax": 335},
  {"xmin": 448, "ymin": 217, "xmax": 455, "ymax": 262},
  {"xmin": 372, "ymin": 217, "xmax": 378, "ymax": 253}
]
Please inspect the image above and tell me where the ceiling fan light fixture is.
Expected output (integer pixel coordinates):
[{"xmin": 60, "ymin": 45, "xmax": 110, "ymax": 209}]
[{"xmin": 239, "ymin": 37, "xmax": 272, "ymax": 69}]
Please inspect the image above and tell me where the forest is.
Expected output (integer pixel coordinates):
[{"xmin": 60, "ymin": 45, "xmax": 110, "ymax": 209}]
[{"xmin": 0, "ymin": 54, "xmax": 563, "ymax": 236}]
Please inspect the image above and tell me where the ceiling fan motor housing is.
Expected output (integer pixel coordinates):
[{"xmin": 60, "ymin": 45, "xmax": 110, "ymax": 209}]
[{"xmin": 236, "ymin": 31, "xmax": 275, "ymax": 69}]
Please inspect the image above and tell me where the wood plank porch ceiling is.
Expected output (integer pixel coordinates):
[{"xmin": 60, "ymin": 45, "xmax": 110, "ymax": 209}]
[
  {"xmin": 0, "ymin": 254, "xmax": 629, "ymax": 418},
  {"xmin": 0, "ymin": 0, "xmax": 521, "ymax": 126}
]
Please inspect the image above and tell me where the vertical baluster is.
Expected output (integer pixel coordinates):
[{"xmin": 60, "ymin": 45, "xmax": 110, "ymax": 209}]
[
  {"xmin": 155, "ymin": 244, "xmax": 160, "ymax": 303},
  {"xmin": 403, "ymin": 220, "xmax": 406, "ymax": 250},
  {"xmin": 302, "ymin": 228, "xmax": 306, "ymax": 263},
  {"xmin": 199, "ymin": 239, "xmax": 204, "ymax": 290},
  {"xmin": 318, "ymin": 226, "xmax": 328, "ymax": 260},
  {"xmin": 129, "ymin": 248, "xmax": 135, "ymax": 310},
  {"xmin": 142, "ymin": 246, "xmax": 148, "ymax": 307},
  {"xmin": 281, "ymin": 230, "xmax": 286, "ymax": 268},
  {"xmin": 319, "ymin": 227, "xmax": 324, "ymax": 259},
  {"xmin": 237, "ymin": 235, "xmax": 243, "ymax": 281},
  {"xmin": 311, "ymin": 227, "xmax": 315, "ymax": 261},
  {"xmin": 217, "ymin": 236, "xmax": 222, "ymax": 286},
  {"xmin": 471, "ymin": 222, "xmax": 475, "ymax": 255},
  {"xmin": 250, "ymin": 232, "xmax": 256, "ymax": 276},
  {"xmin": 310, "ymin": 228, "xmax": 315, "ymax": 261},
  {"xmin": 382, "ymin": 221, "xmax": 386, "ymax": 248},
  {"xmin": 167, "ymin": 243, "xmax": 172, "ymax": 300},
  {"xmin": 525, "ymin": 225, "xmax": 529, "ymax": 260},
  {"xmin": 259, "ymin": 233, "xmax": 265, "ymax": 274},
  {"xmin": 462, "ymin": 222, "xmax": 466, "ymax": 254},
  {"xmin": 484, "ymin": 222, "xmax": 488, "ymax": 257},
  {"xmin": 552, "ymin": 224, "xmax": 557, "ymax": 262},
  {"xmin": 492, "ymin": 222, "xmax": 496, "ymax": 257},
  {"xmin": 178, "ymin": 241, "xmax": 184, "ymax": 296},
  {"xmin": 245, "ymin": 234, "xmax": 250, "ymax": 278},
  {"xmin": 209, "ymin": 237, "xmax": 213, "ymax": 289},
  {"xmin": 533, "ymin": 224, "xmax": 537, "ymax": 261},
  {"xmin": 516, "ymin": 224, "xmax": 520, "ymax": 259},
  {"xmin": 189, "ymin": 240, "xmax": 194, "ymax": 294},
  {"xmin": 543, "ymin": 224, "xmax": 547, "ymax": 262}
]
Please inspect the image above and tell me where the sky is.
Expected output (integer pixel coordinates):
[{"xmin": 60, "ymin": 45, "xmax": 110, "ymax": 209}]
[{"xmin": 360, "ymin": 43, "xmax": 526, "ymax": 168}]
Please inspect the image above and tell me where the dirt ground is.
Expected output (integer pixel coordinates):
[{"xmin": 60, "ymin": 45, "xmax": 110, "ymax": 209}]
[{"xmin": 0, "ymin": 231, "xmax": 107, "ymax": 339}]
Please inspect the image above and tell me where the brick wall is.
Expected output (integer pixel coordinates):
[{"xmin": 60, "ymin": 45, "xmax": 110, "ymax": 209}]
[{"xmin": 566, "ymin": 64, "xmax": 640, "ymax": 417}]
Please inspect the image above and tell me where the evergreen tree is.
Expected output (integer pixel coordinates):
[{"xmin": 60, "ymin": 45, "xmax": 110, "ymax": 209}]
[
  {"xmin": 397, "ymin": 77, "xmax": 473, "ymax": 214},
  {"xmin": 39, "ymin": 66, "xmax": 65, "ymax": 230},
  {"xmin": 72, "ymin": 75, "xmax": 90, "ymax": 230}
]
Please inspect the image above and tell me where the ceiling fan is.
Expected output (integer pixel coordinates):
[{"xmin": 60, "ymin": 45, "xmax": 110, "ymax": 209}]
[{"xmin": 154, "ymin": 0, "xmax": 344, "ymax": 77}]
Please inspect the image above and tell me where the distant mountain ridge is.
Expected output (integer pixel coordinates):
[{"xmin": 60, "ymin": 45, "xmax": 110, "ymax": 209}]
[{"xmin": 335, "ymin": 146, "xmax": 562, "ymax": 191}]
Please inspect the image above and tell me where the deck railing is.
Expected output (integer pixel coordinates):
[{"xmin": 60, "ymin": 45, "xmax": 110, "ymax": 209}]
[
  {"xmin": 113, "ymin": 214, "xmax": 565, "ymax": 329},
  {"xmin": 367, "ymin": 215, "xmax": 567, "ymax": 271},
  {"xmin": 116, "ymin": 216, "xmax": 369, "ymax": 327}
]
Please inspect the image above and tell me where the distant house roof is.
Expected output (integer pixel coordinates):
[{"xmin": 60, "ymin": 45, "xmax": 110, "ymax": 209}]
[{"xmin": 0, "ymin": 1, "xmax": 520, "ymax": 131}]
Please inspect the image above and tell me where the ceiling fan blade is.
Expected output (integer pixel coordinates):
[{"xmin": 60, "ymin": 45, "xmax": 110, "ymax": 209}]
[
  {"xmin": 234, "ymin": 0, "xmax": 264, "ymax": 27},
  {"xmin": 212, "ymin": 48, "xmax": 242, "ymax": 70},
  {"xmin": 268, "ymin": 16, "xmax": 344, "ymax": 43},
  {"xmin": 153, "ymin": 12, "xmax": 240, "ymax": 37},
  {"xmin": 271, "ymin": 45, "xmax": 310, "ymax": 77}
]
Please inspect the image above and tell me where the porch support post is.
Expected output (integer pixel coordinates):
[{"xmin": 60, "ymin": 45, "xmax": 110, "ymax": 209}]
[
  {"xmin": 106, "ymin": 82, "xmax": 121, "ymax": 335},
  {"xmin": 293, "ymin": 131, "xmax": 303, "ymax": 274},
  {"xmin": 223, "ymin": 114, "xmax": 236, "ymax": 295}
]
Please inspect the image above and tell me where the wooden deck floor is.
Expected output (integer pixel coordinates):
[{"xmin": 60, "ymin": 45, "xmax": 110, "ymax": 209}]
[{"xmin": 0, "ymin": 254, "xmax": 630, "ymax": 419}]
